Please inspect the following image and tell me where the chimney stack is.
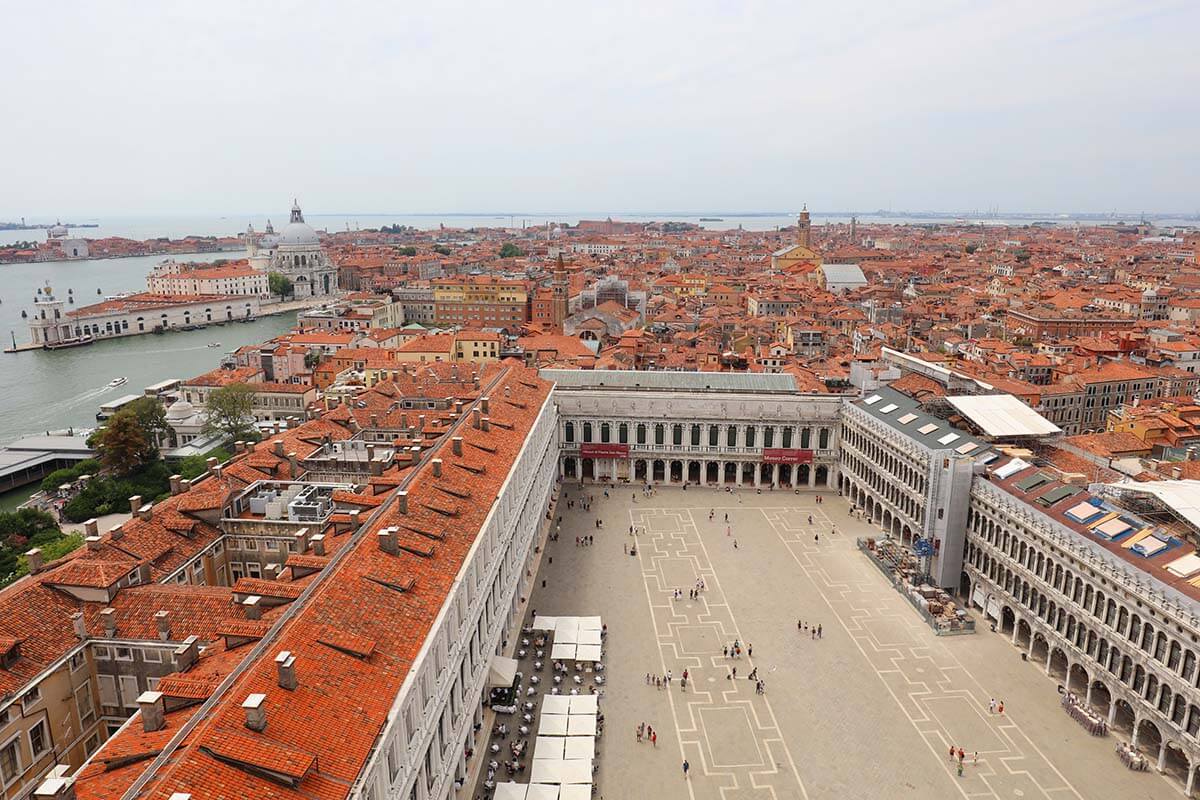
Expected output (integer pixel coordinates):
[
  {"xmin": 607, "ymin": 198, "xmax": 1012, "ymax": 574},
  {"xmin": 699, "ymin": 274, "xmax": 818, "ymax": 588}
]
[
  {"xmin": 71, "ymin": 612, "xmax": 86, "ymax": 640},
  {"xmin": 173, "ymin": 636, "xmax": 199, "ymax": 672},
  {"xmin": 349, "ymin": 509, "xmax": 361, "ymax": 530},
  {"xmin": 169, "ymin": 474, "xmax": 182, "ymax": 495},
  {"xmin": 378, "ymin": 526, "xmax": 399, "ymax": 555},
  {"xmin": 370, "ymin": 413, "xmax": 379, "ymax": 428},
  {"xmin": 137, "ymin": 503, "xmax": 152, "ymax": 521},
  {"xmin": 100, "ymin": 608, "xmax": 117, "ymax": 638},
  {"xmin": 455, "ymin": 399, "xmax": 464, "ymax": 416},
  {"xmin": 138, "ymin": 562, "xmax": 152, "ymax": 584},
  {"xmin": 137, "ymin": 691, "xmax": 166, "ymax": 733},
  {"xmin": 431, "ymin": 458, "xmax": 443, "ymax": 477},
  {"xmin": 154, "ymin": 610, "xmax": 171, "ymax": 641},
  {"xmin": 481, "ymin": 395, "xmax": 490, "ymax": 413},
  {"xmin": 310, "ymin": 533, "xmax": 326, "ymax": 556},
  {"xmin": 179, "ymin": 478, "xmax": 192, "ymax": 493},
  {"xmin": 275, "ymin": 651, "xmax": 297, "ymax": 690},
  {"xmin": 451, "ymin": 437, "xmax": 462, "ymax": 456},
  {"xmin": 472, "ymin": 407, "xmax": 481, "ymax": 428},
  {"xmin": 110, "ymin": 524, "xmax": 124, "ymax": 541},
  {"xmin": 234, "ymin": 440, "xmax": 245, "ymax": 453},
  {"xmin": 128, "ymin": 495, "xmax": 143, "ymax": 515},
  {"xmin": 84, "ymin": 519, "xmax": 99, "ymax": 537},
  {"xmin": 481, "ymin": 417, "xmax": 491, "ymax": 433},
  {"xmin": 273, "ymin": 439, "xmax": 285, "ymax": 457},
  {"xmin": 292, "ymin": 529, "xmax": 308, "ymax": 554},
  {"xmin": 397, "ymin": 490, "xmax": 408, "ymax": 514},
  {"xmin": 243, "ymin": 596, "xmax": 263, "ymax": 620},
  {"xmin": 85, "ymin": 535, "xmax": 103, "ymax": 552},
  {"xmin": 205, "ymin": 457, "xmax": 218, "ymax": 475},
  {"xmin": 287, "ymin": 452, "xmax": 299, "ymax": 478},
  {"xmin": 24, "ymin": 548, "xmax": 42, "ymax": 572},
  {"xmin": 32, "ymin": 776, "xmax": 75, "ymax": 800},
  {"xmin": 242, "ymin": 693, "xmax": 267, "ymax": 732}
]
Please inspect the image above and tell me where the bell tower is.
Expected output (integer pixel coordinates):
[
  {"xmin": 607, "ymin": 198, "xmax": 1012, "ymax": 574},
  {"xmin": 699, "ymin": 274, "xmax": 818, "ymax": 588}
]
[
  {"xmin": 797, "ymin": 204, "xmax": 811, "ymax": 248},
  {"xmin": 551, "ymin": 254, "xmax": 569, "ymax": 331}
]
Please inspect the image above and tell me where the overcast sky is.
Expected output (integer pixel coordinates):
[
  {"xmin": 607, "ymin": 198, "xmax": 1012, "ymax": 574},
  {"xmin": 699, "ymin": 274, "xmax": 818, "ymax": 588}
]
[{"xmin": 4, "ymin": 0, "xmax": 1197, "ymax": 216}]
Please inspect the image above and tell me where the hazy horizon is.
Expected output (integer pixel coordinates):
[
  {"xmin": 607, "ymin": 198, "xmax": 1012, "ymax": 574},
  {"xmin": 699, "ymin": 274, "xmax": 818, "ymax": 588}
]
[{"xmin": 4, "ymin": 0, "xmax": 1197, "ymax": 218}]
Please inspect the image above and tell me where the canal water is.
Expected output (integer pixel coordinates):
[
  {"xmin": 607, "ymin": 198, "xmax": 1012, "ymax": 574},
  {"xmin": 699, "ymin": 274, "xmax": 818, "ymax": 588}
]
[{"xmin": 0, "ymin": 251, "xmax": 294, "ymax": 442}]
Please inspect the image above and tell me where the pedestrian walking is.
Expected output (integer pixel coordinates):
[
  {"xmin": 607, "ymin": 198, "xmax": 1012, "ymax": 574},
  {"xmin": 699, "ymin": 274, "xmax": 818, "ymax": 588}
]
[
  {"xmin": 651, "ymin": 731, "xmax": 657, "ymax": 747},
  {"xmin": 683, "ymin": 759, "xmax": 690, "ymax": 779},
  {"xmin": 998, "ymin": 701, "xmax": 1005, "ymax": 715},
  {"xmin": 748, "ymin": 644, "xmax": 753, "ymax": 658},
  {"xmin": 817, "ymin": 624, "xmax": 822, "ymax": 639},
  {"xmin": 636, "ymin": 725, "xmax": 642, "ymax": 742},
  {"xmin": 723, "ymin": 645, "xmax": 728, "ymax": 658},
  {"xmin": 733, "ymin": 539, "xmax": 739, "ymax": 549},
  {"xmin": 957, "ymin": 762, "xmax": 963, "ymax": 778},
  {"xmin": 988, "ymin": 698, "xmax": 995, "ymax": 714},
  {"xmin": 949, "ymin": 745, "xmax": 955, "ymax": 761}
]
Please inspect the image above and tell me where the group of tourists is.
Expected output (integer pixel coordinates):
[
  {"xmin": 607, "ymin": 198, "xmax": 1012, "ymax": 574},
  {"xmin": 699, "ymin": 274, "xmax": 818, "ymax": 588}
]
[{"xmin": 797, "ymin": 620, "xmax": 823, "ymax": 639}]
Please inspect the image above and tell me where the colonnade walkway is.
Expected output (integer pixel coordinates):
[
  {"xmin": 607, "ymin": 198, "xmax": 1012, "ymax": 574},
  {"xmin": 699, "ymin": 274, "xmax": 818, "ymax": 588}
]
[{"xmin": 515, "ymin": 485, "xmax": 1181, "ymax": 799}]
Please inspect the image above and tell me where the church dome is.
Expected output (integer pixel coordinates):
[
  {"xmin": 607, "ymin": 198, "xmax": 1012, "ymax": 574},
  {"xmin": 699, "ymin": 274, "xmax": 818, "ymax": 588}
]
[
  {"xmin": 166, "ymin": 399, "xmax": 195, "ymax": 420},
  {"xmin": 48, "ymin": 222, "xmax": 68, "ymax": 238},
  {"xmin": 276, "ymin": 200, "xmax": 320, "ymax": 247}
]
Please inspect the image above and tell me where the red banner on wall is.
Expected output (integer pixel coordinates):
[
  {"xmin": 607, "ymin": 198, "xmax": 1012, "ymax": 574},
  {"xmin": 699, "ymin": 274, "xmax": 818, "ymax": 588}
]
[
  {"xmin": 581, "ymin": 443, "xmax": 630, "ymax": 459},
  {"xmin": 761, "ymin": 448, "xmax": 814, "ymax": 464}
]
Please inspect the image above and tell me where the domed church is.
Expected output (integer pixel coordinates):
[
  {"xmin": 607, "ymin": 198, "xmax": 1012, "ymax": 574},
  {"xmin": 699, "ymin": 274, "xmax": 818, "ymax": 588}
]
[{"xmin": 255, "ymin": 200, "xmax": 339, "ymax": 297}]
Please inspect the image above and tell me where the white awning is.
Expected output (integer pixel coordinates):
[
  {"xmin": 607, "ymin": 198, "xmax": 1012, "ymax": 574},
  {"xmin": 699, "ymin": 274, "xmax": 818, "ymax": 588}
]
[
  {"xmin": 535, "ymin": 735, "xmax": 565, "ymax": 760},
  {"xmin": 558, "ymin": 785, "xmax": 591, "ymax": 800},
  {"xmin": 568, "ymin": 695, "xmax": 598, "ymax": 714},
  {"xmin": 575, "ymin": 644, "xmax": 602, "ymax": 661},
  {"xmin": 526, "ymin": 786, "xmax": 559, "ymax": 800},
  {"xmin": 564, "ymin": 736, "xmax": 594, "ymax": 760},
  {"xmin": 494, "ymin": 783, "xmax": 528, "ymax": 800},
  {"xmin": 487, "ymin": 656, "xmax": 519, "ymax": 688},
  {"xmin": 561, "ymin": 759, "xmax": 593, "ymax": 784},
  {"xmin": 539, "ymin": 714, "xmax": 569, "ymax": 736},
  {"xmin": 541, "ymin": 695, "xmax": 571, "ymax": 714},
  {"xmin": 550, "ymin": 643, "xmax": 576, "ymax": 660},
  {"xmin": 578, "ymin": 616, "xmax": 602, "ymax": 631},
  {"xmin": 532, "ymin": 615, "xmax": 558, "ymax": 631},
  {"xmin": 531, "ymin": 760, "xmax": 566, "ymax": 784},
  {"xmin": 578, "ymin": 629, "xmax": 602, "ymax": 646},
  {"xmin": 567, "ymin": 715, "xmax": 597, "ymax": 736}
]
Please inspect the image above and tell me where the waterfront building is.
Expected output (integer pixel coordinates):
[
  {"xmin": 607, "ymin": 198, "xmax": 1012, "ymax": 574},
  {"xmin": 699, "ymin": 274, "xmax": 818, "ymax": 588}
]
[
  {"xmin": 146, "ymin": 258, "xmax": 269, "ymax": 297},
  {"xmin": 29, "ymin": 291, "xmax": 260, "ymax": 344},
  {"xmin": 258, "ymin": 201, "xmax": 340, "ymax": 297}
]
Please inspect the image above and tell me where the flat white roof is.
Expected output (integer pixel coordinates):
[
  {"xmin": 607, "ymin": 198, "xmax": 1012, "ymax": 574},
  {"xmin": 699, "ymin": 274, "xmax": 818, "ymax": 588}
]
[{"xmin": 946, "ymin": 394, "xmax": 1061, "ymax": 437}]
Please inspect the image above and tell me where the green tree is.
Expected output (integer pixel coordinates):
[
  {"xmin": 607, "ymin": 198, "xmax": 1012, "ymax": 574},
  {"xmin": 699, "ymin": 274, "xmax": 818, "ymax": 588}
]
[
  {"xmin": 268, "ymin": 271, "xmax": 294, "ymax": 299},
  {"xmin": 397, "ymin": 246, "xmax": 417, "ymax": 256},
  {"xmin": 203, "ymin": 382, "xmax": 256, "ymax": 440},
  {"xmin": 126, "ymin": 396, "xmax": 170, "ymax": 451},
  {"xmin": 499, "ymin": 243, "xmax": 525, "ymax": 258},
  {"xmin": 433, "ymin": 245, "xmax": 452, "ymax": 256},
  {"xmin": 95, "ymin": 412, "xmax": 150, "ymax": 475}
]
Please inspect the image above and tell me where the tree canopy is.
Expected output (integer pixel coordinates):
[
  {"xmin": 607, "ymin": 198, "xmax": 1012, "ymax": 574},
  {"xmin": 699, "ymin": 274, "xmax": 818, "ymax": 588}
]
[
  {"xmin": 96, "ymin": 412, "xmax": 152, "ymax": 475},
  {"xmin": 268, "ymin": 271, "xmax": 294, "ymax": 299},
  {"xmin": 203, "ymin": 382, "xmax": 256, "ymax": 440},
  {"xmin": 498, "ymin": 243, "xmax": 525, "ymax": 259}
]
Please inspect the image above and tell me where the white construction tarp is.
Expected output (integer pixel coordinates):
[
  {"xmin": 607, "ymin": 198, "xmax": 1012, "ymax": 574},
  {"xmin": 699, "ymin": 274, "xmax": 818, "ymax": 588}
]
[
  {"xmin": 568, "ymin": 695, "xmax": 598, "ymax": 714},
  {"xmin": 550, "ymin": 643, "xmax": 576, "ymax": 660},
  {"xmin": 558, "ymin": 785, "xmax": 592, "ymax": 800},
  {"xmin": 575, "ymin": 644, "xmax": 602, "ymax": 661},
  {"xmin": 487, "ymin": 656, "xmax": 519, "ymax": 688},
  {"xmin": 535, "ymin": 736, "xmax": 565, "ymax": 759},
  {"xmin": 945, "ymin": 394, "xmax": 1061, "ymax": 437},
  {"xmin": 493, "ymin": 784, "xmax": 528, "ymax": 800},
  {"xmin": 539, "ymin": 714, "xmax": 569, "ymax": 735},
  {"xmin": 526, "ymin": 786, "xmax": 559, "ymax": 800},
  {"xmin": 1104, "ymin": 480, "xmax": 1200, "ymax": 534},
  {"xmin": 566, "ymin": 715, "xmax": 597, "ymax": 736},
  {"xmin": 541, "ymin": 695, "xmax": 571, "ymax": 714},
  {"xmin": 564, "ymin": 736, "xmax": 594, "ymax": 760},
  {"xmin": 1167, "ymin": 553, "xmax": 1200, "ymax": 577}
]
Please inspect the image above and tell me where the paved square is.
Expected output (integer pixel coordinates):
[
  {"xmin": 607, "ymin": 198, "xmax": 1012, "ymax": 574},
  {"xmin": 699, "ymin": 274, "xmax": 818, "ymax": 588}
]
[{"xmin": 493, "ymin": 486, "xmax": 1181, "ymax": 800}]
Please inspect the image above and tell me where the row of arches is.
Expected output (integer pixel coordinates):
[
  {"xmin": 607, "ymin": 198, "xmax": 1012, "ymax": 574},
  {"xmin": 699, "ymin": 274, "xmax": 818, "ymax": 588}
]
[
  {"xmin": 562, "ymin": 420, "xmax": 832, "ymax": 450},
  {"xmin": 561, "ymin": 457, "xmax": 831, "ymax": 488}
]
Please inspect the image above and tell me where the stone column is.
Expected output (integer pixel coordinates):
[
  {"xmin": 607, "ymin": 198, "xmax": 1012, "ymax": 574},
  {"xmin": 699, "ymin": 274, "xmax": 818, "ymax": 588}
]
[
  {"xmin": 1011, "ymin": 620, "xmax": 1020, "ymax": 644},
  {"xmin": 771, "ymin": 463, "xmax": 779, "ymax": 488},
  {"xmin": 1086, "ymin": 681, "xmax": 1093, "ymax": 707},
  {"xmin": 808, "ymin": 465, "xmax": 817, "ymax": 488},
  {"xmin": 1157, "ymin": 740, "xmax": 1167, "ymax": 773},
  {"xmin": 1131, "ymin": 719, "xmax": 1140, "ymax": 748},
  {"xmin": 1045, "ymin": 650, "xmax": 1053, "ymax": 675},
  {"xmin": 736, "ymin": 463, "xmax": 744, "ymax": 487},
  {"xmin": 1186, "ymin": 762, "xmax": 1196, "ymax": 797},
  {"xmin": 699, "ymin": 462, "xmax": 707, "ymax": 487},
  {"xmin": 753, "ymin": 464, "xmax": 761, "ymax": 487},
  {"xmin": 1107, "ymin": 701, "xmax": 1118, "ymax": 725}
]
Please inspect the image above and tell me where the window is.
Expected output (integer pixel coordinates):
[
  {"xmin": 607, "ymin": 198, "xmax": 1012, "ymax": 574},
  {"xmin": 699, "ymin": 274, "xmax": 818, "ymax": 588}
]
[
  {"xmin": 655, "ymin": 424, "xmax": 664, "ymax": 445},
  {"xmin": 746, "ymin": 427, "xmax": 757, "ymax": 448},
  {"xmin": 143, "ymin": 648, "xmax": 162, "ymax": 663},
  {"xmin": 764, "ymin": 427, "xmax": 775, "ymax": 448},
  {"xmin": 230, "ymin": 562, "xmax": 244, "ymax": 581},
  {"xmin": 619, "ymin": 423, "xmax": 628, "ymax": 444},
  {"xmin": 246, "ymin": 562, "xmax": 262, "ymax": 579},
  {"xmin": 0, "ymin": 735, "xmax": 20, "ymax": 786},
  {"xmin": 69, "ymin": 652, "xmax": 86, "ymax": 672},
  {"xmin": 242, "ymin": 538, "xmax": 258, "ymax": 551},
  {"xmin": 28, "ymin": 720, "xmax": 48, "ymax": 759},
  {"xmin": 98, "ymin": 675, "xmax": 117, "ymax": 707},
  {"xmin": 85, "ymin": 733, "xmax": 99, "ymax": 757},
  {"xmin": 672, "ymin": 425, "xmax": 682, "ymax": 446},
  {"xmin": 75, "ymin": 682, "xmax": 95, "ymax": 726},
  {"xmin": 21, "ymin": 687, "xmax": 40, "ymax": 709},
  {"xmin": 564, "ymin": 422, "xmax": 574, "ymax": 443},
  {"xmin": 114, "ymin": 647, "xmax": 133, "ymax": 662},
  {"xmin": 119, "ymin": 676, "xmax": 139, "ymax": 708}
]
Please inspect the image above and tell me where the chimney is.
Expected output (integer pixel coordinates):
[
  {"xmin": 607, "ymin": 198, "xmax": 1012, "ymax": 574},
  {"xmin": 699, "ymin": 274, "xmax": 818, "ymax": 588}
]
[
  {"xmin": 481, "ymin": 417, "xmax": 491, "ymax": 433},
  {"xmin": 272, "ymin": 421, "xmax": 280, "ymax": 434},
  {"xmin": 137, "ymin": 503, "xmax": 152, "ymax": 521},
  {"xmin": 264, "ymin": 563, "xmax": 281, "ymax": 581},
  {"xmin": 173, "ymin": 636, "xmax": 199, "ymax": 672},
  {"xmin": 292, "ymin": 528, "xmax": 308, "ymax": 554},
  {"xmin": 154, "ymin": 610, "xmax": 171, "ymax": 641},
  {"xmin": 179, "ymin": 478, "xmax": 191, "ymax": 493},
  {"xmin": 472, "ymin": 407, "xmax": 481, "ymax": 428},
  {"xmin": 310, "ymin": 533, "xmax": 326, "ymax": 556},
  {"xmin": 32, "ymin": 776, "xmax": 75, "ymax": 800},
  {"xmin": 366, "ymin": 443, "xmax": 376, "ymax": 461},
  {"xmin": 370, "ymin": 413, "xmax": 379, "ymax": 428},
  {"xmin": 273, "ymin": 439, "xmax": 285, "ymax": 457},
  {"xmin": 84, "ymin": 519, "xmax": 99, "ymax": 537},
  {"xmin": 137, "ymin": 562, "xmax": 152, "ymax": 584},
  {"xmin": 169, "ymin": 474, "xmax": 182, "ymax": 495},
  {"xmin": 137, "ymin": 690, "xmax": 166, "ymax": 733},
  {"xmin": 397, "ymin": 490, "xmax": 408, "ymax": 514},
  {"xmin": 378, "ymin": 526, "xmax": 399, "ymax": 555},
  {"xmin": 275, "ymin": 651, "xmax": 297, "ymax": 690},
  {"xmin": 243, "ymin": 596, "xmax": 263, "ymax": 620},
  {"xmin": 418, "ymin": 414, "xmax": 426, "ymax": 430},
  {"xmin": 234, "ymin": 440, "xmax": 245, "ymax": 453},
  {"xmin": 213, "ymin": 464, "xmax": 224, "ymax": 479},
  {"xmin": 451, "ymin": 437, "xmax": 463, "ymax": 456},
  {"xmin": 349, "ymin": 509, "xmax": 361, "ymax": 530},
  {"xmin": 25, "ymin": 548, "xmax": 42, "ymax": 572},
  {"xmin": 455, "ymin": 399, "xmax": 464, "ymax": 415},
  {"xmin": 242, "ymin": 693, "xmax": 267, "ymax": 732},
  {"xmin": 287, "ymin": 452, "xmax": 299, "ymax": 478},
  {"xmin": 432, "ymin": 458, "xmax": 443, "ymax": 477},
  {"xmin": 481, "ymin": 395, "xmax": 490, "ymax": 413},
  {"xmin": 205, "ymin": 457, "xmax": 218, "ymax": 475},
  {"xmin": 109, "ymin": 524, "xmax": 124, "ymax": 542},
  {"xmin": 85, "ymin": 535, "xmax": 103, "ymax": 552},
  {"xmin": 128, "ymin": 495, "xmax": 143, "ymax": 515},
  {"xmin": 71, "ymin": 612, "xmax": 86, "ymax": 640},
  {"xmin": 100, "ymin": 608, "xmax": 117, "ymax": 638}
]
